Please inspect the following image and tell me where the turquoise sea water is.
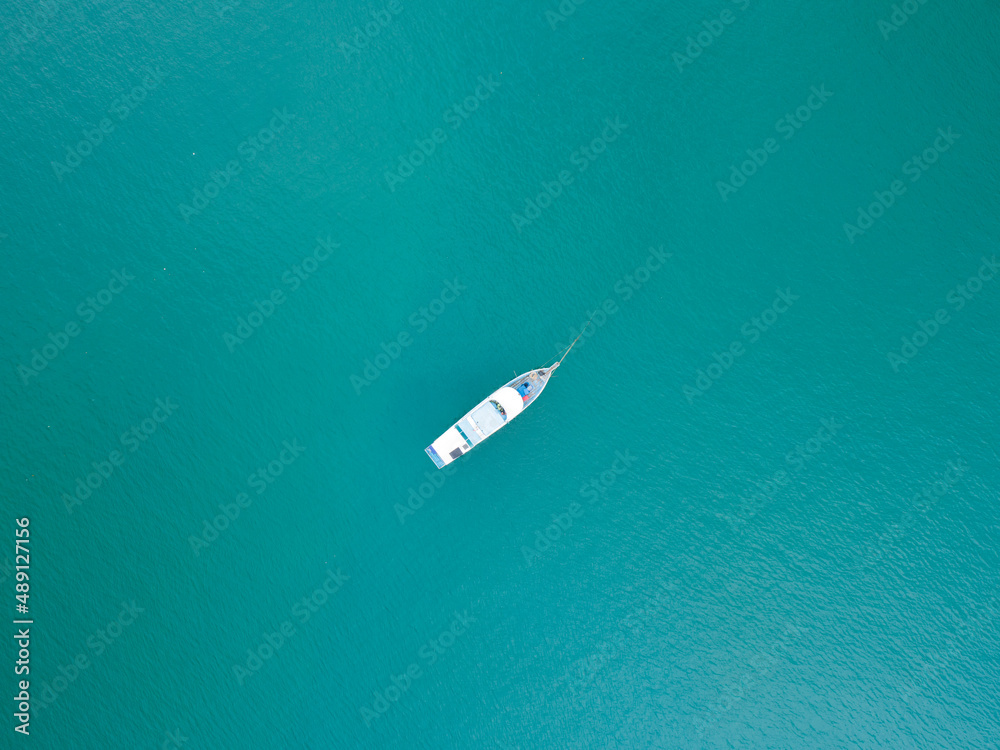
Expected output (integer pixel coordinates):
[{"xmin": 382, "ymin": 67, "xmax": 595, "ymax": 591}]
[{"xmin": 2, "ymin": 0, "xmax": 999, "ymax": 747}]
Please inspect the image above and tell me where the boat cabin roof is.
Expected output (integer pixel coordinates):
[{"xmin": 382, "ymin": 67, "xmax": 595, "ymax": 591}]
[
  {"xmin": 490, "ymin": 387, "xmax": 524, "ymax": 419},
  {"xmin": 470, "ymin": 401, "xmax": 504, "ymax": 436}
]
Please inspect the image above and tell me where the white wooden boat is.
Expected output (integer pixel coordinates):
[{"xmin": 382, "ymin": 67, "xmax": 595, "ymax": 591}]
[{"xmin": 424, "ymin": 321, "xmax": 591, "ymax": 468}]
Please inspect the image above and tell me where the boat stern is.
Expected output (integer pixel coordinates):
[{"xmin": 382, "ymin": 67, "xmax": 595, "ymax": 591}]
[
  {"xmin": 426, "ymin": 422, "xmax": 475, "ymax": 468},
  {"xmin": 424, "ymin": 444, "xmax": 446, "ymax": 469}
]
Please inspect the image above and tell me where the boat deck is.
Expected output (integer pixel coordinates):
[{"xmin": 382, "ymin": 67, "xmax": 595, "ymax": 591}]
[{"xmin": 506, "ymin": 369, "xmax": 551, "ymax": 409}]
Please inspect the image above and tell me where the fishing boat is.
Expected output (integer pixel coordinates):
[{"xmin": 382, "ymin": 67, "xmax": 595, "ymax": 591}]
[{"xmin": 424, "ymin": 322, "xmax": 591, "ymax": 468}]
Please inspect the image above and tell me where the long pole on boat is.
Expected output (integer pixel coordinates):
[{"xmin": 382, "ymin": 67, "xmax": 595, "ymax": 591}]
[{"xmin": 551, "ymin": 311, "xmax": 599, "ymax": 370}]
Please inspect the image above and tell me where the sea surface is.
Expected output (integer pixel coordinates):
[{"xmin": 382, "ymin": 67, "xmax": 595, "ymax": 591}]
[{"xmin": 1, "ymin": 0, "xmax": 999, "ymax": 747}]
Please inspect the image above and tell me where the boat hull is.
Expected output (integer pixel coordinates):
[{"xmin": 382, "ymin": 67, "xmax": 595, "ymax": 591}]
[{"xmin": 425, "ymin": 366, "xmax": 557, "ymax": 468}]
